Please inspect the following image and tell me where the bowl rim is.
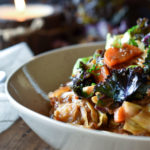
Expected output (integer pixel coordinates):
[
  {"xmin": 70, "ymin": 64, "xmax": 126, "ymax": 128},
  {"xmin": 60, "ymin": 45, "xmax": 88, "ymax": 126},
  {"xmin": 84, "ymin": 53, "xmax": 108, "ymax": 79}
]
[{"xmin": 6, "ymin": 41, "xmax": 150, "ymax": 142}]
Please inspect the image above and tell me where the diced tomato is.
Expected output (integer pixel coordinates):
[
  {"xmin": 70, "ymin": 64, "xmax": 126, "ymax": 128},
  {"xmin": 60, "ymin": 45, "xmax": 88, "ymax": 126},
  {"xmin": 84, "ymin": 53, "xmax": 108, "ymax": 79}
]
[{"xmin": 104, "ymin": 43, "xmax": 143, "ymax": 68}]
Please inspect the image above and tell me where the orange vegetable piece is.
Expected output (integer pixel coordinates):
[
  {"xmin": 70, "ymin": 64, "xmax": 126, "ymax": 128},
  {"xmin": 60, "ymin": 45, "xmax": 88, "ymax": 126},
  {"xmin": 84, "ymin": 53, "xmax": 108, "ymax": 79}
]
[
  {"xmin": 95, "ymin": 65, "xmax": 109, "ymax": 83},
  {"xmin": 104, "ymin": 43, "xmax": 143, "ymax": 68},
  {"xmin": 114, "ymin": 106, "xmax": 125, "ymax": 123}
]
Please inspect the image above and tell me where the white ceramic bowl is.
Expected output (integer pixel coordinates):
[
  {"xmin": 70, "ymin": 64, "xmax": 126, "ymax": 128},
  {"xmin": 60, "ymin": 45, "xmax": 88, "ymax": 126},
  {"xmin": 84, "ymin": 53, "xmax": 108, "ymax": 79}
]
[{"xmin": 6, "ymin": 42, "xmax": 150, "ymax": 150}]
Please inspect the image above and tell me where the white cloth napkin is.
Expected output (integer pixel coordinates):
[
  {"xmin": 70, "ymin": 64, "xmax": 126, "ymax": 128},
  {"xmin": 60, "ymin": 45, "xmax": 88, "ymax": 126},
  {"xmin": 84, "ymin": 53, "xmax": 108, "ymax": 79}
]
[{"xmin": 0, "ymin": 42, "xmax": 33, "ymax": 133}]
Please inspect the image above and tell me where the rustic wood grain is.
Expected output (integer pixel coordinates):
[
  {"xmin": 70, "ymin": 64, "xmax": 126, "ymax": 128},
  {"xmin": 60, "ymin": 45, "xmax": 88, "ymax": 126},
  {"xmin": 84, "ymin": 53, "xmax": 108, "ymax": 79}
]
[{"xmin": 0, "ymin": 118, "xmax": 55, "ymax": 150}]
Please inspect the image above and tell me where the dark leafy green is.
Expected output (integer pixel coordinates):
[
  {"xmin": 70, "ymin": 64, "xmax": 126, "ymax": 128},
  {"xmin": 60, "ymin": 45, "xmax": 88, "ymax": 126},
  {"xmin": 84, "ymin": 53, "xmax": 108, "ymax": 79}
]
[
  {"xmin": 129, "ymin": 18, "xmax": 150, "ymax": 40},
  {"xmin": 143, "ymin": 48, "xmax": 150, "ymax": 74},
  {"xmin": 72, "ymin": 62, "xmax": 95, "ymax": 98},
  {"xmin": 94, "ymin": 67, "xmax": 149, "ymax": 102},
  {"xmin": 142, "ymin": 33, "xmax": 150, "ymax": 48},
  {"xmin": 144, "ymin": 49, "xmax": 150, "ymax": 65},
  {"xmin": 72, "ymin": 50, "xmax": 105, "ymax": 98}
]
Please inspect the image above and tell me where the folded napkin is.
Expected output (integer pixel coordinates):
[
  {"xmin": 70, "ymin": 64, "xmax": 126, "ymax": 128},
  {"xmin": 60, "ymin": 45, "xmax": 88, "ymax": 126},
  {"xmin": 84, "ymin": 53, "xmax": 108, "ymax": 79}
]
[{"xmin": 0, "ymin": 42, "xmax": 33, "ymax": 133}]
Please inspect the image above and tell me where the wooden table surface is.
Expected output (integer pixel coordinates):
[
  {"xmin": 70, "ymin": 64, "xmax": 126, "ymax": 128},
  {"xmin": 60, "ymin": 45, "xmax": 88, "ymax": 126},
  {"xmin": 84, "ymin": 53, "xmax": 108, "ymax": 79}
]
[{"xmin": 0, "ymin": 118, "xmax": 55, "ymax": 150}]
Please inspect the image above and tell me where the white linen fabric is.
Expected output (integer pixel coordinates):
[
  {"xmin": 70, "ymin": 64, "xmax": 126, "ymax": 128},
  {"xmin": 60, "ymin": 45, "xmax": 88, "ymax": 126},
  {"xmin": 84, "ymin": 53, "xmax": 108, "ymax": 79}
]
[{"xmin": 0, "ymin": 42, "xmax": 33, "ymax": 133}]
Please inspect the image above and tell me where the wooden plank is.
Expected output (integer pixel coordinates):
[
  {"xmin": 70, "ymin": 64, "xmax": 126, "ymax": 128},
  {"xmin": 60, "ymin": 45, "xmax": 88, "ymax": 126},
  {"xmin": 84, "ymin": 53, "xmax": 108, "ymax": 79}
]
[{"xmin": 0, "ymin": 118, "xmax": 54, "ymax": 150}]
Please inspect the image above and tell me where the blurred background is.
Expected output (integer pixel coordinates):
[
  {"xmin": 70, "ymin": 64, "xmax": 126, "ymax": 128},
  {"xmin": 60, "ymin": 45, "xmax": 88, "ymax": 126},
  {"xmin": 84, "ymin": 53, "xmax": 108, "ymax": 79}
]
[{"xmin": 0, "ymin": 0, "xmax": 150, "ymax": 54}]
